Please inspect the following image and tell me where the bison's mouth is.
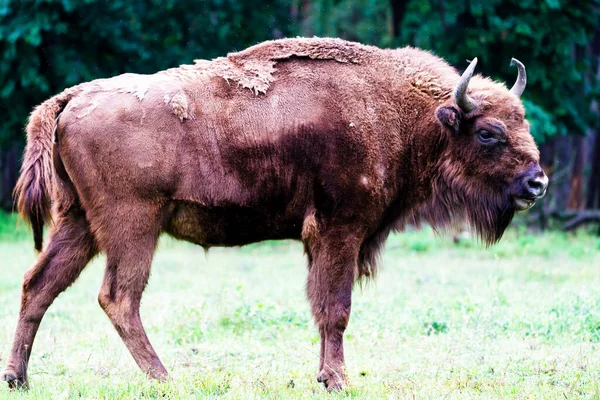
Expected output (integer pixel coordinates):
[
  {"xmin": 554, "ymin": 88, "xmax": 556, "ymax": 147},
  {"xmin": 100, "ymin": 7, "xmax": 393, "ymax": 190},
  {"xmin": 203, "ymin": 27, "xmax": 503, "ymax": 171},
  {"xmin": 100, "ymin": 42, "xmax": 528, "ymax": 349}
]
[
  {"xmin": 513, "ymin": 196, "xmax": 536, "ymax": 211},
  {"xmin": 513, "ymin": 188, "xmax": 546, "ymax": 211}
]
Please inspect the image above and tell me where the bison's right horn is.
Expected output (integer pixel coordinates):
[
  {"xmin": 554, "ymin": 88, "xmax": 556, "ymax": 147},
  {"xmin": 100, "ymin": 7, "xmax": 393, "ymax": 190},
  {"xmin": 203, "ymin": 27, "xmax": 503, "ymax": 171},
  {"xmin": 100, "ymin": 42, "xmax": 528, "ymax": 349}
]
[
  {"xmin": 509, "ymin": 58, "xmax": 526, "ymax": 97},
  {"xmin": 454, "ymin": 57, "xmax": 478, "ymax": 113}
]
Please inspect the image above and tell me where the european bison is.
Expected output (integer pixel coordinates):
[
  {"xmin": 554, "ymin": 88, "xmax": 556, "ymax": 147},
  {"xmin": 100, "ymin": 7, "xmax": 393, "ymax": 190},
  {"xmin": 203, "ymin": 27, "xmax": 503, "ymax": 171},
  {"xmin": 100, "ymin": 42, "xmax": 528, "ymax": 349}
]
[{"xmin": 4, "ymin": 37, "xmax": 547, "ymax": 390}]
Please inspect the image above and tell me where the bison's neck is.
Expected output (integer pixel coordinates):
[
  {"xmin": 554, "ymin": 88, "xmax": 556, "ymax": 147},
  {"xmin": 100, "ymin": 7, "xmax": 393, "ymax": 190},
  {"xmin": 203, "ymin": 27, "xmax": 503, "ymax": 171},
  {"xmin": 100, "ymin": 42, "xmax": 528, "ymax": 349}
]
[{"xmin": 380, "ymin": 74, "xmax": 457, "ymax": 232}]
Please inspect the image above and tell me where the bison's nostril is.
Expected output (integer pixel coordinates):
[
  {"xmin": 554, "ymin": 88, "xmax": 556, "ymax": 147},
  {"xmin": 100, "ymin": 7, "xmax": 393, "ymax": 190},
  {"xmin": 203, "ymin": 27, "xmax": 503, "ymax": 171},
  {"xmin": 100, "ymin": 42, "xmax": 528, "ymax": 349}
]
[
  {"xmin": 528, "ymin": 179, "xmax": 544, "ymax": 191},
  {"xmin": 525, "ymin": 174, "xmax": 548, "ymax": 197}
]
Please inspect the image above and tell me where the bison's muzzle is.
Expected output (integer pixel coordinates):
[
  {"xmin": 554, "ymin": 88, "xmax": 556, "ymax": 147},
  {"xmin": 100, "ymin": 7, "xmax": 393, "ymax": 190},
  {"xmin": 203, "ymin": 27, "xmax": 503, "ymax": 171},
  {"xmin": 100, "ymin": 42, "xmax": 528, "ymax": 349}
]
[{"xmin": 513, "ymin": 164, "xmax": 548, "ymax": 210}]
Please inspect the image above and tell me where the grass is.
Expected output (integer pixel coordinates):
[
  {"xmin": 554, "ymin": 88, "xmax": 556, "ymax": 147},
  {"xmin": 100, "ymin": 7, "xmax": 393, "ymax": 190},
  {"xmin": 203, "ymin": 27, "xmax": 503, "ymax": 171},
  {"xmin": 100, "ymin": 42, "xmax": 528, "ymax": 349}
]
[{"xmin": 1, "ymin": 213, "xmax": 600, "ymax": 399}]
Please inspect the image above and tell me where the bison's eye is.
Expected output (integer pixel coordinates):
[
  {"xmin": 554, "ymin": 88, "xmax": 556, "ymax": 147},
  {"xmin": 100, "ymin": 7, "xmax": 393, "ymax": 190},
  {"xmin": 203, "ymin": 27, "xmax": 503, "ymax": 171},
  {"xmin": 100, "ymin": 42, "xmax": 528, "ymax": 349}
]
[{"xmin": 477, "ymin": 130, "xmax": 497, "ymax": 145}]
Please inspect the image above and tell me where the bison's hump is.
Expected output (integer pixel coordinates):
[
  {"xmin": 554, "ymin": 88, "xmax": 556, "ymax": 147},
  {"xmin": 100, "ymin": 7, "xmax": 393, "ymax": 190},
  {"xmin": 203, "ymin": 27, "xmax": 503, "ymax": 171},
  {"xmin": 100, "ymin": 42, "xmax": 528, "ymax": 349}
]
[
  {"xmin": 227, "ymin": 37, "xmax": 376, "ymax": 65},
  {"xmin": 189, "ymin": 37, "xmax": 379, "ymax": 95}
]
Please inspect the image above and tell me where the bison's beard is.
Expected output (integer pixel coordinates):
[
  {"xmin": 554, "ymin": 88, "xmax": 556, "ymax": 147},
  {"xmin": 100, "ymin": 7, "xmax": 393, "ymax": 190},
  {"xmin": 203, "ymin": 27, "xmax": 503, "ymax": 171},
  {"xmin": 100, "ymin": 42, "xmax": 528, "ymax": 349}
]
[{"xmin": 415, "ymin": 176, "xmax": 516, "ymax": 246}]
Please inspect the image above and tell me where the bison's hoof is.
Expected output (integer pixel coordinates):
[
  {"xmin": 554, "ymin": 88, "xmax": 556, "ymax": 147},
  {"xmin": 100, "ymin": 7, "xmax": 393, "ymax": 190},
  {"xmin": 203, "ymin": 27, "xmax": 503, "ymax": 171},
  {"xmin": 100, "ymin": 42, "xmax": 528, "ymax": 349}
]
[
  {"xmin": 316, "ymin": 368, "xmax": 347, "ymax": 391},
  {"xmin": 1, "ymin": 369, "xmax": 28, "ymax": 390}
]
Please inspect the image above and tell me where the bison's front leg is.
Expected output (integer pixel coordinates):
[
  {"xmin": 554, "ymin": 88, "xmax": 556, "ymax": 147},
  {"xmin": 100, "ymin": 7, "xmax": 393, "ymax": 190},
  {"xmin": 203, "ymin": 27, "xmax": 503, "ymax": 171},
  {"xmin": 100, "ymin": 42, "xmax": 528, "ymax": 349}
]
[{"xmin": 305, "ymin": 229, "xmax": 359, "ymax": 390}]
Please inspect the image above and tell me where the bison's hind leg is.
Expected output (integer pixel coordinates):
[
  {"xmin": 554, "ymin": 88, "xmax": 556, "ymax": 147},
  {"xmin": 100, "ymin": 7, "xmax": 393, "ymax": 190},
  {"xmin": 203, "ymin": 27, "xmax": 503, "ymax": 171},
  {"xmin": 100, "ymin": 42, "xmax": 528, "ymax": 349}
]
[
  {"xmin": 95, "ymin": 203, "xmax": 168, "ymax": 380},
  {"xmin": 2, "ymin": 208, "xmax": 97, "ymax": 389}
]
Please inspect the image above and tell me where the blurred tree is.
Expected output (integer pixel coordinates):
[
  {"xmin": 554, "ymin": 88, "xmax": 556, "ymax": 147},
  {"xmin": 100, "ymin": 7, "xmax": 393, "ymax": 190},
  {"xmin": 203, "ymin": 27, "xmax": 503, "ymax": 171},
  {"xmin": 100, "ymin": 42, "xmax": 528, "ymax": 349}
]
[
  {"xmin": 389, "ymin": 0, "xmax": 409, "ymax": 39},
  {"xmin": 586, "ymin": 24, "xmax": 600, "ymax": 210}
]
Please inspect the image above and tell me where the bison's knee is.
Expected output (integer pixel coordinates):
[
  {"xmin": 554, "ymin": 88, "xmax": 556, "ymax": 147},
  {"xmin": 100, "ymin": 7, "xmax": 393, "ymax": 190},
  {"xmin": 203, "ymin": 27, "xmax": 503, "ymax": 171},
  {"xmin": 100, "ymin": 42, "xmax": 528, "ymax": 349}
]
[
  {"xmin": 98, "ymin": 290, "xmax": 134, "ymax": 331},
  {"xmin": 311, "ymin": 300, "xmax": 351, "ymax": 331},
  {"xmin": 98, "ymin": 292, "xmax": 112, "ymax": 312},
  {"xmin": 21, "ymin": 255, "xmax": 50, "ymax": 293},
  {"xmin": 327, "ymin": 303, "xmax": 351, "ymax": 331},
  {"xmin": 21, "ymin": 269, "xmax": 39, "ymax": 294}
]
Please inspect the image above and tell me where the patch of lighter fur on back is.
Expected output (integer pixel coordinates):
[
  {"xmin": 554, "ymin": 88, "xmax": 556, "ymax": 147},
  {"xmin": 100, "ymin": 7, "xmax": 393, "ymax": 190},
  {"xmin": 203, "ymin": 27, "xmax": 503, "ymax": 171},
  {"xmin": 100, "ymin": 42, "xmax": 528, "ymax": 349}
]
[
  {"xmin": 164, "ymin": 92, "xmax": 189, "ymax": 121},
  {"xmin": 67, "ymin": 74, "xmax": 156, "ymax": 119},
  {"xmin": 69, "ymin": 79, "xmax": 148, "ymax": 120},
  {"xmin": 91, "ymin": 73, "xmax": 151, "ymax": 100},
  {"xmin": 190, "ymin": 57, "xmax": 276, "ymax": 95},
  {"xmin": 74, "ymin": 99, "xmax": 100, "ymax": 119},
  {"xmin": 119, "ymin": 76, "xmax": 150, "ymax": 100},
  {"xmin": 75, "ymin": 73, "xmax": 152, "ymax": 102}
]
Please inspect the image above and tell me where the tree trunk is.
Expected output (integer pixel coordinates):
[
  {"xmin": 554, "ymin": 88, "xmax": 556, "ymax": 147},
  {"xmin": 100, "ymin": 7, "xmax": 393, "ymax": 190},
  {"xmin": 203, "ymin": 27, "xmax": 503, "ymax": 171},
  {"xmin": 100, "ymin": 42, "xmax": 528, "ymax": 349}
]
[
  {"xmin": 587, "ymin": 131, "xmax": 600, "ymax": 209},
  {"xmin": 389, "ymin": 0, "xmax": 409, "ymax": 38},
  {"xmin": 538, "ymin": 140, "xmax": 556, "ymax": 229},
  {"xmin": 567, "ymin": 135, "xmax": 584, "ymax": 209},
  {"xmin": 550, "ymin": 135, "xmax": 572, "ymax": 214},
  {"xmin": 300, "ymin": 0, "xmax": 314, "ymax": 36},
  {"xmin": 585, "ymin": 24, "xmax": 600, "ymax": 209}
]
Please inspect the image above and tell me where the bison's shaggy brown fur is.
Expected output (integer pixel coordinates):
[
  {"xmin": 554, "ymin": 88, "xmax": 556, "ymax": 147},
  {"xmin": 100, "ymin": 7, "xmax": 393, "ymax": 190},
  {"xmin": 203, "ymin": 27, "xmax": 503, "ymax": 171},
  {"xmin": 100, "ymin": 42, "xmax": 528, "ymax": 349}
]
[{"xmin": 4, "ymin": 37, "xmax": 546, "ymax": 390}]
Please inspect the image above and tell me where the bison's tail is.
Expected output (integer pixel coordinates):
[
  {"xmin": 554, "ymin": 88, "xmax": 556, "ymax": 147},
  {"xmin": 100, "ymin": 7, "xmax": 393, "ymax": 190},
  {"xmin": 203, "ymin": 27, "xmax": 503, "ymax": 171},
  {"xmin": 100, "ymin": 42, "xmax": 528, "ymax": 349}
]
[{"xmin": 13, "ymin": 88, "xmax": 78, "ymax": 251}]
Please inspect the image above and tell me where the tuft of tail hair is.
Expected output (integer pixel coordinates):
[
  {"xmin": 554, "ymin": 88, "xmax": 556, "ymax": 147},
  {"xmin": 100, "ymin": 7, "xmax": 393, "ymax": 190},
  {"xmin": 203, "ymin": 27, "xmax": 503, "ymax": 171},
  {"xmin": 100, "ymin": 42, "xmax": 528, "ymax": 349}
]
[{"xmin": 13, "ymin": 88, "xmax": 77, "ymax": 251}]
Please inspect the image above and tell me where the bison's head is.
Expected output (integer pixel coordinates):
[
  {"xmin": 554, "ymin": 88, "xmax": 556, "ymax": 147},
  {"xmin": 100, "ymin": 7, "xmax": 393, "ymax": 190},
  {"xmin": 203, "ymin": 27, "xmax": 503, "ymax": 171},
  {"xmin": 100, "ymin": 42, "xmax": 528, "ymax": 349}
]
[{"xmin": 430, "ymin": 58, "xmax": 548, "ymax": 244}]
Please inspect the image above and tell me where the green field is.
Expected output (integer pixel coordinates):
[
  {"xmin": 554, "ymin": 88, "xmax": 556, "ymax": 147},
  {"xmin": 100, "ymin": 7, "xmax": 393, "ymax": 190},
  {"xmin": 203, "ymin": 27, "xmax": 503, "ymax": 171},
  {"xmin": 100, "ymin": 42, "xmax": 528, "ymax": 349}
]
[{"xmin": 1, "ymin": 212, "xmax": 600, "ymax": 399}]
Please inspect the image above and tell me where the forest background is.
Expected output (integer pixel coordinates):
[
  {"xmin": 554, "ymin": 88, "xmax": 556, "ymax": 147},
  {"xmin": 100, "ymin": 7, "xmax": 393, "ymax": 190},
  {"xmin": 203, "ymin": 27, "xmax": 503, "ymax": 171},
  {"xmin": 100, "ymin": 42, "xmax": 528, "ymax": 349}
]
[{"xmin": 1, "ymin": 0, "xmax": 599, "ymax": 230}]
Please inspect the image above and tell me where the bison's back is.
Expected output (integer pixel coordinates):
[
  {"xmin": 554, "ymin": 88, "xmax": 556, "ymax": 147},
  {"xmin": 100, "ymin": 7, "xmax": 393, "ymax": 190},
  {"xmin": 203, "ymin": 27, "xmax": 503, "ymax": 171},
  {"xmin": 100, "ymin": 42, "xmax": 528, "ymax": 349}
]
[{"xmin": 54, "ymin": 41, "xmax": 409, "ymax": 246}]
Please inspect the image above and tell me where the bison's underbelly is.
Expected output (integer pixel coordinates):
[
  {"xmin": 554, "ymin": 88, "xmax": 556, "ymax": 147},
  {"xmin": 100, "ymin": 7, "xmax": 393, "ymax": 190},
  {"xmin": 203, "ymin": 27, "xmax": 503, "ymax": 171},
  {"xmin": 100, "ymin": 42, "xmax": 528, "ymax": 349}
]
[{"xmin": 164, "ymin": 201, "xmax": 303, "ymax": 247}]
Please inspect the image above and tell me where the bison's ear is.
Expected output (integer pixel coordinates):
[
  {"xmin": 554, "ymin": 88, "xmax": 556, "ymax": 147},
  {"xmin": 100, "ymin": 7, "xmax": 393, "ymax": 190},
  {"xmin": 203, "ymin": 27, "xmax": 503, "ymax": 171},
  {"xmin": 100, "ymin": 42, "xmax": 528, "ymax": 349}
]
[{"xmin": 435, "ymin": 105, "xmax": 461, "ymax": 136}]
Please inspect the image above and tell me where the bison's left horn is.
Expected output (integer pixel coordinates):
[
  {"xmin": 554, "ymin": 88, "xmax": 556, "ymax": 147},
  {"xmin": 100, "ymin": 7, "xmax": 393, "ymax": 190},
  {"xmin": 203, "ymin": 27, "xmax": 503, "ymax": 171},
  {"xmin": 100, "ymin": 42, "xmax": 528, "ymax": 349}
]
[
  {"xmin": 454, "ymin": 57, "xmax": 478, "ymax": 113},
  {"xmin": 509, "ymin": 58, "xmax": 526, "ymax": 97}
]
